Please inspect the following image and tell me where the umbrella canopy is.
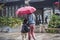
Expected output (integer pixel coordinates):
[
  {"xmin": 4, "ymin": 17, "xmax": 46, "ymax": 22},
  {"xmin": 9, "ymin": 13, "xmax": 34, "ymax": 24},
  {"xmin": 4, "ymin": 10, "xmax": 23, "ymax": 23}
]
[{"xmin": 16, "ymin": 6, "xmax": 36, "ymax": 15}]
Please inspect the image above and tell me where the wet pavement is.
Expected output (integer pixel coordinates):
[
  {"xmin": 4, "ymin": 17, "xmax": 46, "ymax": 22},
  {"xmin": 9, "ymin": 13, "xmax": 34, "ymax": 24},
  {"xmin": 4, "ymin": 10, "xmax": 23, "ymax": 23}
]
[{"xmin": 0, "ymin": 33, "xmax": 60, "ymax": 40}]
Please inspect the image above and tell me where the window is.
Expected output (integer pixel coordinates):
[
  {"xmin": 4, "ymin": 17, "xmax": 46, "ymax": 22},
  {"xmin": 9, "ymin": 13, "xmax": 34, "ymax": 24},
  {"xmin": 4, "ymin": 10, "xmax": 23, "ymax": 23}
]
[
  {"xmin": 6, "ymin": 6, "xmax": 9, "ymax": 17},
  {"xmin": 2, "ymin": 9, "xmax": 3, "ymax": 16},
  {"xmin": 12, "ymin": 6, "xmax": 14, "ymax": 17},
  {"xmin": 5, "ymin": 5, "xmax": 22, "ymax": 17},
  {"xmin": 15, "ymin": 5, "xmax": 18, "ymax": 17},
  {"xmin": 9, "ymin": 6, "xmax": 11, "ymax": 17}
]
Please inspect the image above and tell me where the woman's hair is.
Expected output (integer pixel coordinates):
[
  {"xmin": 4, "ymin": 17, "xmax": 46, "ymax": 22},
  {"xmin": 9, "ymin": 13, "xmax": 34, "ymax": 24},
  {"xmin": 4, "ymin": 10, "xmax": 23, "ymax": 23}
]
[
  {"xmin": 24, "ymin": 4, "xmax": 30, "ymax": 6},
  {"xmin": 23, "ymin": 18, "xmax": 28, "ymax": 24}
]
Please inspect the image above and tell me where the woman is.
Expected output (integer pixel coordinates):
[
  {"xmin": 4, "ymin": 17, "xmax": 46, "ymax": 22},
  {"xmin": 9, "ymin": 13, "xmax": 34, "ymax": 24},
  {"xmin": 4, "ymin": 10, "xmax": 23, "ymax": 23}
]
[{"xmin": 28, "ymin": 13, "xmax": 36, "ymax": 40}]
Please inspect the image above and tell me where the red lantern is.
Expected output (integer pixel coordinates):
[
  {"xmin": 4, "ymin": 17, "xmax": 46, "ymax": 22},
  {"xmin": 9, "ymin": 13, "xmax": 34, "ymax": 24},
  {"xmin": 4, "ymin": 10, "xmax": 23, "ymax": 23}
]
[
  {"xmin": 54, "ymin": 2, "xmax": 59, "ymax": 5},
  {"xmin": 54, "ymin": 2, "xmax": 60, "ymax": 9}
]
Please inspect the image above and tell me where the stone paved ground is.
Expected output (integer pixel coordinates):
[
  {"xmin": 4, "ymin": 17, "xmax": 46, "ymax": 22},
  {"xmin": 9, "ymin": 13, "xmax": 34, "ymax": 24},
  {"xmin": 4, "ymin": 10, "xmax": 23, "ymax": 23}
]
[{"xmin": 0, "ymin": 33, "xmax": 60, "ymax": 40}]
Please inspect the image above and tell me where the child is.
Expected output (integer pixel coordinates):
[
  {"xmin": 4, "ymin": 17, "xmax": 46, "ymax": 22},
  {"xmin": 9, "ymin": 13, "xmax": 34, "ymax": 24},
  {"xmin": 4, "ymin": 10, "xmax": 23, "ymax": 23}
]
[{"xmin": 21, "ymin": 18, "xmax": 30, "ymax": 40}]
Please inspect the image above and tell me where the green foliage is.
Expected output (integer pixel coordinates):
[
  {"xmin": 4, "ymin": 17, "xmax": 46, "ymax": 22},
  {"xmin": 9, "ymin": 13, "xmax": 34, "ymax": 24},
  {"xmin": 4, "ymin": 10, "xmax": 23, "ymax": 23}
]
[
  {"xmin": 46, "ymin": 14, "xmax": 60, "ymax": 33},
  {"xmin": 48, "ymin": 14, "xmax": 60, "ymax": 28},
  {"xmin": 0, "ymin": 17, "xmax": 23, "ymax": 28}
]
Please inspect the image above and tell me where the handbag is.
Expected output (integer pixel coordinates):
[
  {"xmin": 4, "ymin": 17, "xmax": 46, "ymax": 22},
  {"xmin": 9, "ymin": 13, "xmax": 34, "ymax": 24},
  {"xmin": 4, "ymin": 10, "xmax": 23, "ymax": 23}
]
[{"xmin": 21, "ymin": 24, "xmax": 30, "ymax": 33}]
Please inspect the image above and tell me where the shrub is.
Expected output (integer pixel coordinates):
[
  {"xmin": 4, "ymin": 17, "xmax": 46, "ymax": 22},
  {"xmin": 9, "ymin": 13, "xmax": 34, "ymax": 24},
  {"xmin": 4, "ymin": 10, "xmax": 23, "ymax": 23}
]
[
  {"xmin": 0, "ymin": 17, "xmax": 23, "ymax": 28},
  {"xmin": 46, "ymin": 14, "xmax": 60, "ymax": 33},
  {"xmin": 48, "ymin": 14, "xmax": 60, "ymax": 28}
]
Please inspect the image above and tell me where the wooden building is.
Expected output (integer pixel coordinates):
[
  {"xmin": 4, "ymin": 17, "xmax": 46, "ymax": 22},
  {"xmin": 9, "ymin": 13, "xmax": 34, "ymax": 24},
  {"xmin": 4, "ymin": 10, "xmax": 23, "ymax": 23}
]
[{"xmin": 0, "ymin": 0, "xmax": 58, "ymax": 24}]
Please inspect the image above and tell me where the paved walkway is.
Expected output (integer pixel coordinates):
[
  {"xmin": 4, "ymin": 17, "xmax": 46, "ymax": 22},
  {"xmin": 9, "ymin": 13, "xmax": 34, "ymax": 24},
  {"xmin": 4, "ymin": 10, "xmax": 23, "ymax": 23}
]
[{"xmin": 0, "ymin": 33, "xmax": 60, "ymax": 40}]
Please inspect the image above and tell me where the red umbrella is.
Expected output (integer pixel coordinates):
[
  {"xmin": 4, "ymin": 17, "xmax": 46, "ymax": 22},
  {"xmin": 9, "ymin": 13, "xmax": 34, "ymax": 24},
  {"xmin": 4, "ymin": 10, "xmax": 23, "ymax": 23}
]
[
  {"xmin": 54, "ymin": 2, "xmax": 59, "ymax": 5},
  {"xmin": 16, "ymin": 6, "xmax": 36, "ymax": 15}
]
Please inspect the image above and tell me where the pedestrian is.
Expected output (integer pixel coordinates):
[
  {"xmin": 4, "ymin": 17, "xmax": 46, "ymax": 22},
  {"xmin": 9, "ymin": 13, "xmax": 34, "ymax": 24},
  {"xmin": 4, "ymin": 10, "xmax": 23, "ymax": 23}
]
[
  {"xmin": 27, "ymin": 13, "xmax": 36, "ymax": 40},
  {"xmin": 45, "ymin": 15, "xmax": 48, "ymax": 23},
  {"xmin": 21, "ymin": 17, "xmax": 30, "ymax": 40},
  {"xmin": 39, "ymin": 15, "xmax": 42, "ymax": 24}
]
